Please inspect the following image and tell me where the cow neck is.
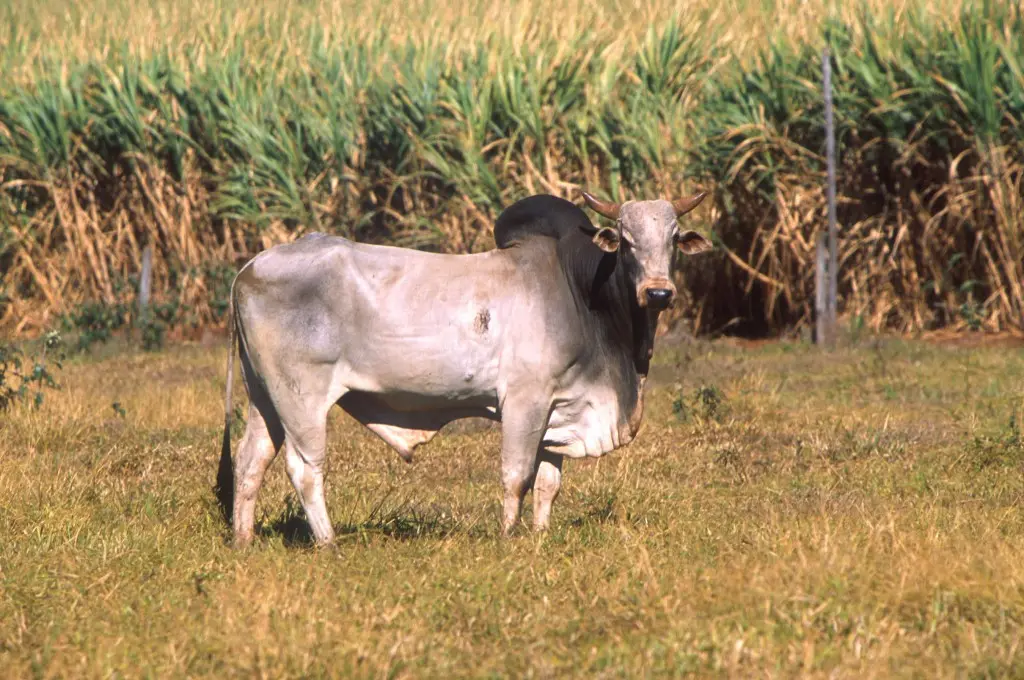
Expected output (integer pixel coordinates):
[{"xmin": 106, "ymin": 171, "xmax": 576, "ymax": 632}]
[
  {"xmin": 489, "ymin": 194, "xmax": 655, "ymax": 379},
  {"xmin": 558, "ymin": 237, "xmax": 654, "ymax": 380}
]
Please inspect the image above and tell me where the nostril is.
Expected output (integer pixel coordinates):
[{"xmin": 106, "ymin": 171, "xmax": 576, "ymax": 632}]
[{"xmin": 646, "ymin": 289, "xmax": 672, "ymax": 303}]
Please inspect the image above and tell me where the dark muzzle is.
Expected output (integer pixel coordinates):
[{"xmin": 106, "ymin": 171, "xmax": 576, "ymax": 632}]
[{"xmin": 645, "ymin": 288, "xmax": 674, "ymax": 310}]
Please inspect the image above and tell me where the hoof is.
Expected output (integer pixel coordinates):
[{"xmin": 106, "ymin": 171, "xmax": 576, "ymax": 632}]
[
  {"xmin": 232, "ymin": 534, "xmax": 255, "ymax": 550},
  {"xmin": 313, "ymin": 539, "xmax": 339, "ymax": 553}
]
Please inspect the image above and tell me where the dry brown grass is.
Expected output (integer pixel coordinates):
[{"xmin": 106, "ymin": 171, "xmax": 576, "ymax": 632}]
[
  {"xmin": 693, "ymin": 142, "xmax": 1024, "ymax": 335},
  {"xmin": 2, "ymin": 335, "xmax": 1024, "ymax": 676}
]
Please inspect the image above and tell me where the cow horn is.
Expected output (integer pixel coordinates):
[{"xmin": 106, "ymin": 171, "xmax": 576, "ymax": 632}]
[
  {"xmin": 672, "ymin": 191, "xmax": 708, "ymax": 217},
  {"xmin": 581, "ymin": 191, "xmax": 621, "ymax": 221}
]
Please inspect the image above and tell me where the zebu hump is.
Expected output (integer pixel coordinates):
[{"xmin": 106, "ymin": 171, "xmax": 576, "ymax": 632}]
[{"xmin": 493, "ymin": 195, "xmax": 597, "ymax": 249}]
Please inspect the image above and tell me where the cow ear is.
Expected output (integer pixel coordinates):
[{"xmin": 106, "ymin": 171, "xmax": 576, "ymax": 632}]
[
  {"xmin": 675, "ymin": 230, "xmax": 713, "ymax": 255},
  {"xmin": 592, "ymin": 226, "xmax": 621, "ymax": 253}
]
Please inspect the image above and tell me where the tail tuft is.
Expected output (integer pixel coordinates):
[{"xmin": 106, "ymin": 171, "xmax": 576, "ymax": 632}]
[
  {"xmin": 215, "ymin": 287, "xmax": 238, "ymax": 527},
  {"xmin": 216, "ymin": 419, "xmax": 234, "ymax": 524}
]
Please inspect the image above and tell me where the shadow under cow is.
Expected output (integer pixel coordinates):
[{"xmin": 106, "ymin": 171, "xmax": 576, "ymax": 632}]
[{"xmin": 254, "ymin": 498, "xmax": 464, "ymax": 548}]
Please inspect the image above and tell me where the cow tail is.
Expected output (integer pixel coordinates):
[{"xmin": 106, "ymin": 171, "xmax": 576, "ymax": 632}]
[{"xmin": 215, "ymin": 286, "xmax": 237, "ymax": 526}]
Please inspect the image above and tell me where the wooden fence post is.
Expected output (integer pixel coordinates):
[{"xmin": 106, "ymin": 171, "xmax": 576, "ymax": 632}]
[
  {"xmin": 817, "ymin": 46, "xmax": 839, "ymax": 346},
  {"xmin": 815, "ymin": 232, "xmax": 827, "ymax": 344},
  {"xmin": 138, "ymin": 245, "xmax": 153, "ymax": 329}
]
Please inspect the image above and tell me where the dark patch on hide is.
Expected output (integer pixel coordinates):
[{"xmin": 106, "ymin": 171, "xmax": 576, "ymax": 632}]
[{"xmin": 474, "ymin": 309, "xmax": 491, "ymax": 334}]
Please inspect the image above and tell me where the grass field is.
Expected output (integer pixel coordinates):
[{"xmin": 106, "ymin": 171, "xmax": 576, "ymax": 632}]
[{"xmin": 2, "ymin": 333, "xmax": 1024, "ymax": 676}]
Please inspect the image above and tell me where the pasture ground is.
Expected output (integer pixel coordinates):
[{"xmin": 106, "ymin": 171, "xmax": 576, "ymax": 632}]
[{"xmin": 2, "ymin": 334, "xmax": 1024, "ymax": 677}]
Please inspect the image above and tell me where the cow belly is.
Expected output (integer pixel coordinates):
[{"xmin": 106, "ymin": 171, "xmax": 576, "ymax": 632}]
[
  {"xmin": 339, "ymin": 391, "xmax": 498, "ymax": 461},
  {"xmin": 542, "ymin": 386, "xmax": 625, "ymax": 458}
]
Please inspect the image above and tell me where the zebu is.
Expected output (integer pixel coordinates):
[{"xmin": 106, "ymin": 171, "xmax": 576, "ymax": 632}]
[{"xmin": 217, "ymin": 191, "xmax": 712, "ymax": 546}]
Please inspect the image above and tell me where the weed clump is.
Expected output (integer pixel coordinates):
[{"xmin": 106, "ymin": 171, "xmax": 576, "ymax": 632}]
[
  {"xmin": 969, "ymin": 413, "xmax": 1024, "ymax": 470},
  {"xmin": 0, "ymin": 331, "xmax": 64, "ymax": 410},
  {"xmin": 673, "ymin": 384, "xmax": 728, "ymax": 423}
]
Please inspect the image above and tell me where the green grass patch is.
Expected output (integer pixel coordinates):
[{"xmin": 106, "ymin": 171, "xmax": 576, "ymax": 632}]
[{"xmin": 1, "ymin": 336, "xmax": 1023, "ymax": 676}]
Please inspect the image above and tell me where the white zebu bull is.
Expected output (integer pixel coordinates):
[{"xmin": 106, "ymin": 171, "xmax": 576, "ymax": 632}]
[{"xmin": 217, "ymin": 191, "xmax": 712, "ymax": 546}]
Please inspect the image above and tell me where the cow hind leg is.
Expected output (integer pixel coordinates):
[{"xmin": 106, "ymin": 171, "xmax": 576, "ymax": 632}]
[
  {"xmin": 284, "ymin": 440, "xmax": 331, "ymax": 548},
  {"xmin": 233, "ymin": 401, "xmax": 283, "ymax": 548},
  {"xmin": 283, "ymin": 429, "xmax": 334, "ymax": 546},
  {"xmin": 532, "ymin": 451, "xmax": 563, "ymax": 531}
]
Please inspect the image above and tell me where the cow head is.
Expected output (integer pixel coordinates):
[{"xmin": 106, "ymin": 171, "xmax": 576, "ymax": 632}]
[{"xmin": 580, "ymin": 190, "xmax": 713, "ymax": 311}]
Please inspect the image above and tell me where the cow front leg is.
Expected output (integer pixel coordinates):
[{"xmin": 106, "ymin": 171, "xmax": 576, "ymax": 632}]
[
  {"xmin": 532, "ymin": 451, "xmax": 563, "ymax": 531},
  {"xmin": 499, "ymin": 400, "xmax": 549, "ymax": 536}
]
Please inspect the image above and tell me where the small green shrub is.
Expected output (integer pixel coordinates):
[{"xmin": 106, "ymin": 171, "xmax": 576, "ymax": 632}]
[
  {"xmin": 139, "ymin": 300, "xmax": 184, "ymax": 352},
  {"xmin": 63, "ymin": 301, "xmax": 130, "ymax": 352},
  {"xmin": 673, "ymin": 384, "xmax": 728, "ymax": 423},
  {"xmin": 198, "ymin": 262, "xmax": 237, "ymax": 323},
  {"xmin": 62, "ymin": 293, "xmax": 189, "ymax": 353},
  {"xmin": 0, "ymin": 331, "xmax": 64, "ymax": 410}
]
